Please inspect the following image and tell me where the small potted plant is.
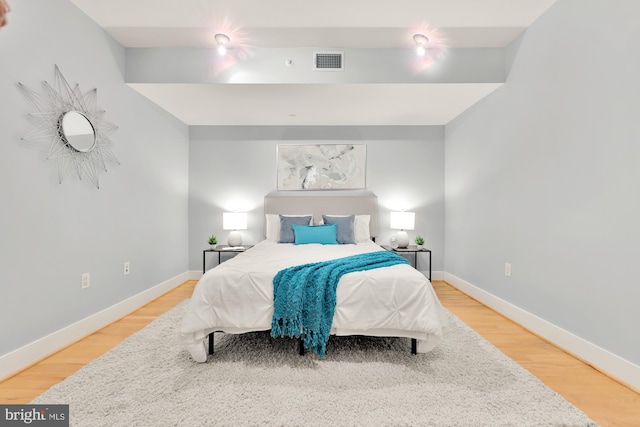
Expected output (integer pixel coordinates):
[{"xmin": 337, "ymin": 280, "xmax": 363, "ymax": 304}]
[
  {"xmin": 415, "ymin": 235, "xmax": 424, "ymax": 249},
  {"xmin": 208, "ymin": 234, "xmax": 217, "ymax": 249}
]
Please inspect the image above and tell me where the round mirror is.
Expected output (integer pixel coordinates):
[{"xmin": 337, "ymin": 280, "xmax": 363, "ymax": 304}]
[{"xmin": 60, "ymin": 111, "xmax": 96, "ymax": 152}]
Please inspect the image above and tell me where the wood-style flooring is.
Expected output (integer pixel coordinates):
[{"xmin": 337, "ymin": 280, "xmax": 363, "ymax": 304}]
[{"xmin": 0, "ymin": 280, "xmax": 638, "ymax": 426}]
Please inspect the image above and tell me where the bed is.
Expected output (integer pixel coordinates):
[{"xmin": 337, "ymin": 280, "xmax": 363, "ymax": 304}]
[{"xmin": 180, "ymin": 193, "xmax": 446, "ymax": 362}]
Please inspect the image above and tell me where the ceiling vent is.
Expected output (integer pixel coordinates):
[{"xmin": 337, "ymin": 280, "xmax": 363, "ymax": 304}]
[{"xmin": 313, "ymin": 52, "xmax": 344, "ymax": 71}]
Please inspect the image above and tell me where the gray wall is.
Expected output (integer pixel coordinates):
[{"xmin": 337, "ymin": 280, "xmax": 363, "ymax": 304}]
[
  {"xmin": 127, "ymin": 46, "xmax": 504, "ymax": 85},
  {"xmin": 189, "ymin": 126, "xmax": 444, "ymax": 273},
  {"xmin": 0, "ymin": 1, "xmax": 189, "ymax": 355},
  {"xmin": 445, "ymin": 0, "xmax": 640, "ymax": 365}
]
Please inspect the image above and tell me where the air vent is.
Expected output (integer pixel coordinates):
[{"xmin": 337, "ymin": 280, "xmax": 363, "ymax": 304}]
[{"xmin": 313, "ymin": 52, "xmax": 344, "ymax": 71}]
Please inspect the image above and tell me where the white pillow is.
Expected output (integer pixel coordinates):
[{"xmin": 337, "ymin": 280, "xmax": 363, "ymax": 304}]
[
  {"xmin": 354, "ymin": 214, "xmax": 371, "ymax": 242},
  {"xmin": 265, "ymin": 214, "xmax": 313, "ymax": 241},
  {"xmin": 321, "ymin": 214, "xmax": 371, "ymax": 242}
]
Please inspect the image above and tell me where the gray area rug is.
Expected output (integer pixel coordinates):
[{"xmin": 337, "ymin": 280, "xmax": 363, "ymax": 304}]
[{"xmin": 33, "ymin": 301, "xmax": 597, "ymax": 426}]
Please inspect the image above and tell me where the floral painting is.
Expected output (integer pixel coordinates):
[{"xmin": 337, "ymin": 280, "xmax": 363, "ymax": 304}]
[{"xmin": 277, "ymin": 144, "xmax": 366, "ymax": 190}]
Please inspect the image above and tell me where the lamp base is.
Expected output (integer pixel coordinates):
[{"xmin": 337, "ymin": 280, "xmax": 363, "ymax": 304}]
[
  {"xmin": 227, "ymin": 231, "xmax": 242, "ymax": 247},
  {"xmin": 396, "ymin": 230, "xmax": 409, "ymax": 248}
]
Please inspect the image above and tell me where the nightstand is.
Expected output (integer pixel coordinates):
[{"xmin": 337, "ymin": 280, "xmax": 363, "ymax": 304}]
[
  {"xmin": 203, "ymin": 245, "xmax": 254, "ymax": 273},
  {"xmin": 381, "ymin": 245, "xmax": 431, "ymax": 280}
]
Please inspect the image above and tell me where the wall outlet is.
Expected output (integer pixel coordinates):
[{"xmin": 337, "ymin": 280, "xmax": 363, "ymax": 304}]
[
  {"xmin": 82, "ymin": 273, "xmax": 90, "ymax": 289},
  {"xmin": 504, "ymin": 263, "xmax": 511, "ymax": 277},
  {"xmin": 123, "ymin": 261, "xmax": 130, "ymax": 275}
]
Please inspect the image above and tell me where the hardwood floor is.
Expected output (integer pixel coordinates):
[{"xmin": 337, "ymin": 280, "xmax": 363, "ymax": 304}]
[
  {"xmin": 431, "ymin": 281, "xmax": 640, "ymax": 427},
  {"xmin": 1, "ymin": 280, "xmax": 638, "ymax": 426}
]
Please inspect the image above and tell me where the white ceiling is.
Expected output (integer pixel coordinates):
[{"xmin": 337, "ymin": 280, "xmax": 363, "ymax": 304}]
[{"xmin": 71, "ymin": 0, "xmax": 557, "ymax": 126}]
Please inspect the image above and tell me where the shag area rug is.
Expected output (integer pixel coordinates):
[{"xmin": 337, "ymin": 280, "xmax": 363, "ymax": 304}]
[{"xmin": 33, "ymin": 301, "xmax": 597, "ymax": 426}]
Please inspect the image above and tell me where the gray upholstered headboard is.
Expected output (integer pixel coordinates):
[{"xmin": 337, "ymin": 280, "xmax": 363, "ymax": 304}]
[{"xmin": 264, "ymin": 192, "xmax": 379, "ymax": 238}]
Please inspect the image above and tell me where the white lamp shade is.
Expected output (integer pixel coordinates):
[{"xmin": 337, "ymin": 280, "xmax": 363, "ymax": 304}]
[
  {"xmin": 390, "ymin": 211, "xmax": 415, "ymax": 231},
  {"xmin": 223, "ymin": 212, "xmax": 247, "ymax": 230}
]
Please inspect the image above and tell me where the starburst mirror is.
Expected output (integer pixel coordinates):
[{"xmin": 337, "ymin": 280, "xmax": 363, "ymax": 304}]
[{"xmin": 19, "ymin": 66, "xmax": 118, "ymax": 189}]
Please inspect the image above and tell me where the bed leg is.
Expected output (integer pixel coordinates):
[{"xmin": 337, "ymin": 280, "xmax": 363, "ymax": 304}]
[
  {"xmin": 208, "ymin": 332, "xmax": 214, "ymax": 355},
  {"xmin": 411, "ymin": 338, "xmax": 417, "ymax": 355},
  {"xmin": 298, "ymin": 336, "xmax": 305, "ymax": 356}
]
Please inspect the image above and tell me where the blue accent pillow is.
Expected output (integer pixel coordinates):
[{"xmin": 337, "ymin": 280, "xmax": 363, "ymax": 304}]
[
  {"xmin": 322, "ymin": 215, "xmax": 356, "ymax": 244},
  {"xmin": 279, "ymin": 215, "xmax": 312, "ymax": 243},
  {"xmin": 292, "ymin": 223, "xmax": 338, "ymax": 245}
]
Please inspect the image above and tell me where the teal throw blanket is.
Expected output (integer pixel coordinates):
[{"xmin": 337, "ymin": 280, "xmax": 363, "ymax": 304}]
[{"xmin": 271, "ymin": 250, "xmax": 409, "ymax": 357}]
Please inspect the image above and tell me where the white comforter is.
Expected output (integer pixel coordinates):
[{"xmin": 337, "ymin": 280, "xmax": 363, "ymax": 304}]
[{"xmin": 180, "ymin": 240, "xmax": 446, "ymax": 362}]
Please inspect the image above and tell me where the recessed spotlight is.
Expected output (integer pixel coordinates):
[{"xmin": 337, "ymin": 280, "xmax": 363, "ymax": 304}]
[
  {"xmin": 413, "ymin": 33, "xmax": 429, "ymax": 57},
  {"xmin": 215, "ymin": 33, "xmax": 230, "ymax": 56}
]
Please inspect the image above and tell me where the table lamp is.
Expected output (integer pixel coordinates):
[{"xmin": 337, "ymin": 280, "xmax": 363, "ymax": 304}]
[
  {"xmin": 390, "ymin": 211, "xmax": 415, "ymax": 248},
  {"xmin": 223, "ymin": 212, "xmax": 247, "ymax": 247}
]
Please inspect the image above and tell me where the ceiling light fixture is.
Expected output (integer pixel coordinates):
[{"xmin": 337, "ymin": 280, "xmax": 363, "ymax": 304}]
[
  {"xmin": 413, "ymin": 34, "xmax": 429, "ymax": 57},
  {"xmin": 215, "ymin": 33, "xmax": 230, "ymax": 56}
]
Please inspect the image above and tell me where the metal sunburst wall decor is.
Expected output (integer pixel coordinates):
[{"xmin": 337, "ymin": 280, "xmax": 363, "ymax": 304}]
[{"xmin": 19, "ymin": 65, "xmax": 119, "ymax": 189}]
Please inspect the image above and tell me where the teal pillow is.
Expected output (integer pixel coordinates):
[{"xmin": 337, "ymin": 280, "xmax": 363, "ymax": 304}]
[
  {"xmin": 279, "ymin": 215, "xmax": 312, "ymax": 243},
  {"xmin": 322, "ymin": 215, "xmax": 356, "ymax": 244},
  {"xmin": 292, "ymin": 223, "xmax": 338, "ymax": 245}
]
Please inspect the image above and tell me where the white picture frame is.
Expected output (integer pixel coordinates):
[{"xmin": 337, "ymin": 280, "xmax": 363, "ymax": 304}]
[{"xmin": 276, "ymin": 144, "xmax": 366, "ymax": 191}]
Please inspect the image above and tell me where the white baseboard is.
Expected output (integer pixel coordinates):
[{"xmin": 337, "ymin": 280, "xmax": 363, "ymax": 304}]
[
  {"xmin": 187, "ymin": 270, "xmax": 203, "ymax": 280},
  {"xmin": 6, "ymin": 269, "xmax": 636, "ymax": 392},
  {"xmin": 444, "ymin": 272, "xmax": 640, "ymax": 391},
  {"xmin": 0, "ymin": 272, "xmax": 190, "ymax": 382},
  {"xmin": 431, "ymin": 271, "xmax": 445, "ymax": 281}
]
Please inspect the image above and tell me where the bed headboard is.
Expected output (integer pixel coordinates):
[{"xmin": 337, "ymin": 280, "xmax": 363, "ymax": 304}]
[{"xmin": 264, "ymin": 192, "xmax": 379, "ymax": 238}]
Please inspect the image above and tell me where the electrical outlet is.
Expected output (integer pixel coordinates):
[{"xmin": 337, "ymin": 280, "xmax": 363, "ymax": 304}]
[
  {"xmin": 504, "ymin": 263, "xmax": 511, "ymax": 277},
  {"xmin": 123, "ymin": 261, "xmax": 130, "ymax": 275},
  {"xmin": 82, "ymin": 273, "xmax": 90, "ymax": 289}
]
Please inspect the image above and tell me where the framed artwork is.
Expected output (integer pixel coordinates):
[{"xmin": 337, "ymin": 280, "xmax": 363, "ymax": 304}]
[{"xmin": 276, "ymin": 144, "xmax": 366, "ymax": 190}]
